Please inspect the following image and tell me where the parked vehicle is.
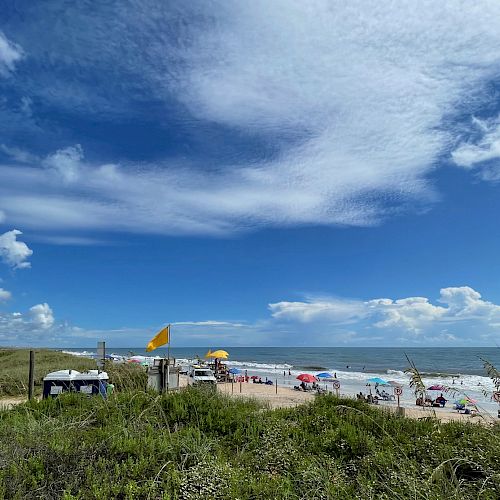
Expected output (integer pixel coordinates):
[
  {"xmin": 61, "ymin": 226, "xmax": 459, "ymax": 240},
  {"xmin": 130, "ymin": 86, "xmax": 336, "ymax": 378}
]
[{"xmin": 187, "ymin": 365, "xmax": 217, "ymax": 386}]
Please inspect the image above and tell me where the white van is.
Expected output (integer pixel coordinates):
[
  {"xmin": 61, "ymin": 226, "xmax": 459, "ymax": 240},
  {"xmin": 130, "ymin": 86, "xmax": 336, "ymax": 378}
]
[{"xmin": 188, "ymin": 366, "xmax": 217, "ymax": 386}]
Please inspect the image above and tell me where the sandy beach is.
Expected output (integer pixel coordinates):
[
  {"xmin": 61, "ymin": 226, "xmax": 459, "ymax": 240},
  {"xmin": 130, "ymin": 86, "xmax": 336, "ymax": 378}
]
[
  {"xmin": 209, "ymin": 378, "xmax": 497, "ymax": 423},
  {"xmin": 1, "ymin": 377, "xmax": 496, "ymax": 424}
]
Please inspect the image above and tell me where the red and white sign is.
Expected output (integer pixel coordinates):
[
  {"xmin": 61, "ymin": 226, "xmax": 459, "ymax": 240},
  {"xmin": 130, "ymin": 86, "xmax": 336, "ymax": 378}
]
[
  {"xmin": 493, "ymin": 391, "xmax": 500, "ymax": 403},
  {"xmin": 332, "ymin": 380, "xmax": 341, "ymax": 390},
  {"xmin": 394, "ymin": 387, "xmax": 403, "ymax": 396}
]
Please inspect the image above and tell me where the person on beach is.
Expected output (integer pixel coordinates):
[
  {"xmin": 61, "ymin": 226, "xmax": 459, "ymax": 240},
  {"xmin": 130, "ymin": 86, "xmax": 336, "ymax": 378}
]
[
  {"xmin": 288, "ymin": 369, "xmax": 291, "ymax": 376},
  {"xmin": 435, "ymin": 394, "xmax": 447, "ymax": 407},
  {"xmin": 283, "ymin": 370, "xmax": 286, "ymax": 377}
]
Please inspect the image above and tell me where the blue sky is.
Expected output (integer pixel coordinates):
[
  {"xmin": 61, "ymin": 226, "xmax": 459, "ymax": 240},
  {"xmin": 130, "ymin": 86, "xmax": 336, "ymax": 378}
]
[{"xmin": 1, "ymin": 1, "xmax": 500, "ymax": 347}]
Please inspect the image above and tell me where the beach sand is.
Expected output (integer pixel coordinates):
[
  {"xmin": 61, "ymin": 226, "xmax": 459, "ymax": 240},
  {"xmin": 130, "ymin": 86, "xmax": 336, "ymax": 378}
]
[
  {"xmin": 210, "ymin": 378, "xmax": 497, "ymax": 423},
  {"xmin": 1, "ymin": 379, "xmax": 496, "ymax": 424}
]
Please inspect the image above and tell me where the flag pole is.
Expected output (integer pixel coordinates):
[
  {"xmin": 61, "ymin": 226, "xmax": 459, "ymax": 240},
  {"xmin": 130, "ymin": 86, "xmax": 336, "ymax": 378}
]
[{"xmin": 166, "ymin": 324, "xmax": 171, "ymax": 393}]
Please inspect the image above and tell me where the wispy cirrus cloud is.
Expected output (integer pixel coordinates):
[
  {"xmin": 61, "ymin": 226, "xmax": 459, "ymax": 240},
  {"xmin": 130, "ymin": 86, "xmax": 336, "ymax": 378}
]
[
  {"xmin": 2, "ymin": 2, "xmax": 500, "ymax": 237},
  {"xmin": 0, "ymin": 31, "xmax": 24, "ymax": 76}
]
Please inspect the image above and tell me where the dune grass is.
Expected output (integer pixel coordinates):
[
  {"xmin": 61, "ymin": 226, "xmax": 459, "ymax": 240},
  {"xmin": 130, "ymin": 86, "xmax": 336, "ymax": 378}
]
[
  {"xmin": 0, "ymin": 349, "xmax": 96, "ymax": 397},
  {"xmin": 0, "ymin": 387, "xmax": 499, "ymax": 499}
]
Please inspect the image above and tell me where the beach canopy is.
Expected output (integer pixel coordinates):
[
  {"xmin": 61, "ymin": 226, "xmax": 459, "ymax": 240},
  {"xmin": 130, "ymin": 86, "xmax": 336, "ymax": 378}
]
[
  {"xmin": 250, "ymin": 375, "xmax": 260, "ymax": 379},
  {"xmin": 427, "ymin": 384, "xmax": 445, "ymax": 391},
  {"xmin": 228, "ymin": 368, "xmax": 241, "ymax": 375},
  {"xmin": 316, "ymin": 372, "xmax": 334, "ymax": 379},
  {"xmin": 297, "ymin": 373, "xmax": 318, "ymax": 383},
  {"xmin": 366, "ymin": 377, "xmax": 388, "ymax": 385},
  {"xmin": 205, "ymin": 349, "xmax": 229, "ymax": 359}
]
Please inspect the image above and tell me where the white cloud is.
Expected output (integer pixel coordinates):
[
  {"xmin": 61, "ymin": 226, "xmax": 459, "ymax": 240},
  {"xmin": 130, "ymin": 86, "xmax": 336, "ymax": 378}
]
[
  {"xmin": 0, "ymin": 31, "xmax": 24, "ymax": 76},
  {"xmin": 0, "ymin": 230, "xmax": 33, "ymax": 269},
  {"xmin": 27, "ymin": 303, "xmax": 54, "ymax": 329},
  {"xmin": 0, "ymin": 303, "xmax": 54, "ymax": 344},
  {"xmin": 269, "ymin": 286, "xmax": 500, "ymax": 339},
  {"xmin": 43, "ymin": 144, "xmax": 84, "ymax": 183},
  {"xmin": 0, "ymin": 288, "xmax": 11, "ymax": 302},
  {"xmin": 3, "ymin": 3, "xmax": 500, "ymax": 235},
  {"xmin": 173, "ymin": 321, "xmax": 247, "ymax": 328},
  {"xmin": 451, "ymin": 116, "xmax": 500, "ymax": 180},
  {"xmin": 1, "ymin": 286, "xmax": 499, "ymax": 346}
]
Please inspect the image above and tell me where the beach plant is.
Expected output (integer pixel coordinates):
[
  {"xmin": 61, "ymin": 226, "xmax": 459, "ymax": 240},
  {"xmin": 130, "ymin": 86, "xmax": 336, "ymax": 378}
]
[{"xmin": 1, "ymin": 350, "xmax": 500, "ymax": 499}]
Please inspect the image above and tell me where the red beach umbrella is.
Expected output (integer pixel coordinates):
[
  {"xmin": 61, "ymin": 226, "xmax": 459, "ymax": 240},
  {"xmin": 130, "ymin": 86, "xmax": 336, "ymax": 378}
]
[
  {"xmin": 297, "ymin": 373, "xmax": 318, "ymax": 383},
  {"xmin": 427, "ymin": 384, "xmax": 445, "ymax": 391},
  {"xmin": 250, "ymin": 375, "xmax": 259, "ymax": 380}
]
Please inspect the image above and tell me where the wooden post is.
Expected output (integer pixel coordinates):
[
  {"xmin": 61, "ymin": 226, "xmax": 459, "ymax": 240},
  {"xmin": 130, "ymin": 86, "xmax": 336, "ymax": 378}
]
[
  {"xmin": 231, "ymin": 377, "xmax": 234, "ymax": 394},
  {"xmin": 239, "ymin": 380, "xmax": 242, "ymax": 393},
  {"xmin": 28, "ymin": 350, "xmax": 35, "ymax": 400},
  {"xmin": 275, "ymin": 379, "xmax": 278, "ymax": 394}
]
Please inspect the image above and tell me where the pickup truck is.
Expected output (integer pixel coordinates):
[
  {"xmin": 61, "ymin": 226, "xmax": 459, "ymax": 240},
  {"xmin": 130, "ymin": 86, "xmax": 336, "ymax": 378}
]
[{"xmin": 187, "ymin": 366, "xmax": 217, "ymax": 386}]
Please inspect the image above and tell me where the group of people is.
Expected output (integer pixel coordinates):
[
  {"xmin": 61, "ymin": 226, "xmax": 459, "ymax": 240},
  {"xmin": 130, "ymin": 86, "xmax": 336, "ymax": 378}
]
[
  {"xmin": 294, "ymin": 381, "xmax": 326, "ymax": 393},
  {"xmin": 415, "ymin": 393, "xmax": 447, "ymax": 407},
  {"xmin": 356, "ymin": 392, "xmax": 380, "ymax": 404},
  {"xmin": 252, "ymin": 376, "xmax": 273, "ymax": 385}
]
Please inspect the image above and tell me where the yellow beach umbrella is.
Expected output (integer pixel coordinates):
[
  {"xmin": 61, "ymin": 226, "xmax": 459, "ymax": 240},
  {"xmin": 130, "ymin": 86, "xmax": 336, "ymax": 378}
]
[{"xmin": 206, "ymin": 349, "xmax": 229, "ymax": 359}]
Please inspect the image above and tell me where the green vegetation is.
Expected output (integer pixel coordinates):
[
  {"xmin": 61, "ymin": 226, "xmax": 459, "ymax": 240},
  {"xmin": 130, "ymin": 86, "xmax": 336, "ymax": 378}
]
[
  {"xmin": 0, "ymin": 349, "xmax": 96, "ymax": 397},
  {"xmin": 0, "ymin": 388, "xmax": 499, "ymax": 499}
]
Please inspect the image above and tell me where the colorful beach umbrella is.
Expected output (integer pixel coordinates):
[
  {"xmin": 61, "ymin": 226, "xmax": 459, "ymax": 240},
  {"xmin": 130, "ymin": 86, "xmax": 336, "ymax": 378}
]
[
  {"xmin": 316, "ymin": 372, "xmax": 334, "ymax": 379},
  {"xmin": 205, "ymin": 349, "xmax": 229, "ymax": 359},
  {"xmin": 366, "ymin": 377, "xmax": 388, "ymax": 385},
  {"xmin": 458, "ymin": 397, "xmax": 477, "ymax": 405},
  {"xmin": 427, "ymin": 384, "xmax": 445, "ymax": 391},
  {"xmin": 228, "ymin": 368, "xmax": 241, "ymax": 375},
  {"xmin": 297, "ymin": 373, "xmax": 318, "ymax": 383},
  {"xmin": 250, "ymin": 375, "xmax": 260, "ymax": 380}
]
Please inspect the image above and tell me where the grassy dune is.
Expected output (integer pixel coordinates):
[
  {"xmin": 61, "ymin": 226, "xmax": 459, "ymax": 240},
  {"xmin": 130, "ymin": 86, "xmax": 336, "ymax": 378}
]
[
  {"xmin": 0, "ymin": 388, "xmax": 499, "ymax": 499},
  {"xmin": 0, "ymin": 349, "xmax": 96, "ymax": 397}
]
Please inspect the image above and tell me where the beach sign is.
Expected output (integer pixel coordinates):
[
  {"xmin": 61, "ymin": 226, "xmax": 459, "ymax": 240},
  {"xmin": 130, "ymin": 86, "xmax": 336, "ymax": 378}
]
[
  {"xmin": 394, "ymin": 386, "xmax": 403, "ymax": 407},
  {"xmin": 332, "ymin": 380, "xmax": 340, "ymax": 397},
  {"xmin": 493, "ymin": 391, "xmax": 500, "ymax": 403}
]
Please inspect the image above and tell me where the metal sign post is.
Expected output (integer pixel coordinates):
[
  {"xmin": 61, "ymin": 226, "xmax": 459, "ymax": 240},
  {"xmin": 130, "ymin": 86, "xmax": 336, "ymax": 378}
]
[
  {"xmin": 394, "ymin": 386, "xmax": 403, "ymax": 407},
  {"xmin": 333, "ymin": 380, "xmax": 340, "ymax": 397},
  {"xmin": 97, "ymin": 341, "xmax": 106, "ymax": 371}
]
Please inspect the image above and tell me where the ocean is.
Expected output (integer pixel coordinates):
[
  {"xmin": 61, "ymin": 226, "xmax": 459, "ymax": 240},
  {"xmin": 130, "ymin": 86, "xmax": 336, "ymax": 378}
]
[{"xmin": 64, "ymin": 346, "xmax": 500, "ymax": 415}]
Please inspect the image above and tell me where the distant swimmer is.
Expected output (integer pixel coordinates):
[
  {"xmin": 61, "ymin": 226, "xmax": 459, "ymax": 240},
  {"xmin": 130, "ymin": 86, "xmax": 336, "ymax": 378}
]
[
  {"xmin": 362, "ymin": 366, "xmax": 365, "ymax": 371},
  {"xmin": 346, "ymin": 365, "xmax": 350, "ymax": 369}
]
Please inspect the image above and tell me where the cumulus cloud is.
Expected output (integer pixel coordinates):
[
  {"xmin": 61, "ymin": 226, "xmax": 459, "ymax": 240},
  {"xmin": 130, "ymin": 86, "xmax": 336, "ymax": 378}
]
[
  {"xmin": 2, "ymin": 2, "xmax": 500, "ymax": 235},
  {"xmin": 0, "ymin": 230, "xmax": 33, "ymax": 269},
  {"xmin": 1, "ymin": 286, "xmax": 499, "ymax": 346},
  {"xmin": 0, "ymin": 303, "xmax": 54, "ymax": 344},
  {"xmin": 269, "ymin": 286, "xmax": 500, "ymax": 338},
  {"xmin": 0, "ymin": 31, "xmax": 24, "ymax": 76},
  {"xmin": 0, "ymin": 288, "xmax": 11, "ymax": 302}
]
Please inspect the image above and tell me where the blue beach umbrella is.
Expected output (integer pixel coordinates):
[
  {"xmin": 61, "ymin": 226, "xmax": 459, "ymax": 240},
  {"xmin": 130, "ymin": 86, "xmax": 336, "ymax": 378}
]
[
  {"xmin": 316, "ymin": 372, "xmax": 334, "ymax": 379},
  {"xmin": 366, "ymin": 377, "xmax": 388, "ymax": 385},
  {"xmin": 228, "ymin": 368, "xmax": 241, "ymax": 375}
]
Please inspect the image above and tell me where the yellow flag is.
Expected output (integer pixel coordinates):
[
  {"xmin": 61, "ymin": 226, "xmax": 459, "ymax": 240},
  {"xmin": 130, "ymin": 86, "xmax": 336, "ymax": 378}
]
[{"xmin": 146, "ymin": 325, "xmax": 170, "ymax": 352}]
